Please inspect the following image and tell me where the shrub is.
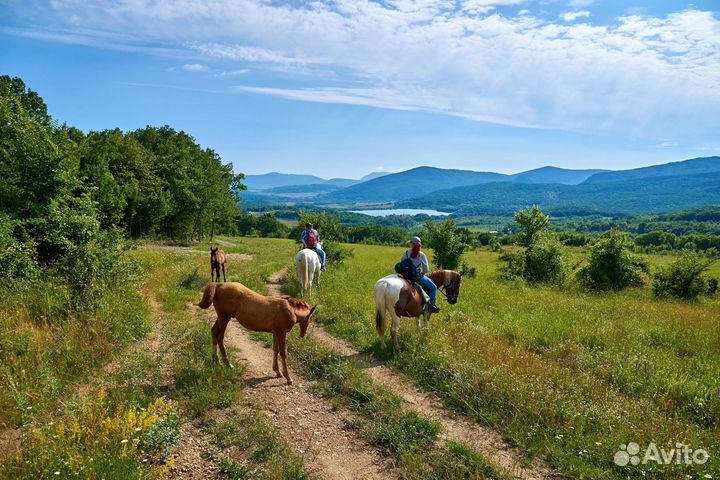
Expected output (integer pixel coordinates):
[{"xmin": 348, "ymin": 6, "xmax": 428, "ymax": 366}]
[
  {"xmin": 0, "ymin": 241, "xmax": 41, "ymax": 281},
  {"xmin": 577, "ymin": 231, "xmax": 648, "ymax": 290},
  {"xmin": 652, "ymin": 253, "xmax": 714, "ymax": 300},
  {"xmin": 423, "ymin": 219, "xmax": 470, "ymax": 271},
  {"xmin": 523, "ymin": 233, "xmax": 569, "ymax": 284},
  {"xmin": 500, "ymin": 206, "xmax": 568, "ymax": 284},
  {"xmin": 500, "ymin": 233, "xmax": 568, "ymax": 284}
]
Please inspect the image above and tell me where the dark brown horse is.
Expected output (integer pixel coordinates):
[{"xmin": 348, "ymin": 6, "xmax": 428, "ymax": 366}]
[
  {"xmin": 210, "ymin": 247, "xmax": 227, "ymax": 282},
  {"xmin": 197, "ymin": 282, "xmax": 316, "ymax": 385},
  {"xmin": 374, "ymin": 270, "xmax": 463, "ymax": 350}
]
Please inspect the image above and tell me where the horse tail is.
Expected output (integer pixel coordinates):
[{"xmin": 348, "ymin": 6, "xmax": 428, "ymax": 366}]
[
  {"xmin": 303, "ymin": 253, "xmax": 310, "ymax": 292},
  {"xmin": 374, "ymin": 282, "xmax": 386, "ymax": 334},
  {"xmin": 197, "ymin": 283, "xmax": 218, "ymax": 309}
]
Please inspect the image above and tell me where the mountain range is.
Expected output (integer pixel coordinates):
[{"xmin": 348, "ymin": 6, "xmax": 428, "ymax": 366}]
[
  {"xmin": 240, "ymin": 157, "xmax": 720, "ymax": 216},
  {"xmin": 244, "ymin": 171, "xmax": 390, "ymax": 191}
]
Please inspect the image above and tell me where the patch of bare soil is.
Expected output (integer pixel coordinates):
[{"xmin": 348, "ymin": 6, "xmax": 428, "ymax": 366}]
[
  {"xmin": 0, "ymin": 428, "xmax": 21, "ymax": 465},
  {"xmin": 172, "ymin": 423, "xmax": 219, "ymax": 480}
]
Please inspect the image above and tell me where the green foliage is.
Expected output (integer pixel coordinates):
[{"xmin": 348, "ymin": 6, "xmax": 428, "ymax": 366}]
[
  {"xmin": 423, "ymin": 218, "xmax": 470, "ymax": 270},
  {"xmin": 514, "ymin": 205, "xmax": 550, "ymax": 248},
  {"xmin": 652, "ymin": 253, "xmax": 715, "ymax": 300},
  {"xmin": 237, "ymin": 212, "xmax": 289, "ymax": 238},
  {"xmin": 501, "ymin": 207, "xmax": 568, "ymax": 284},
  {"xmin": 577, "ymin": 230, "xmax": 648, "ymax": 290}
]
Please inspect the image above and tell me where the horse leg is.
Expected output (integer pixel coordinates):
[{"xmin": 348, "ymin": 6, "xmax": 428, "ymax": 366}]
[
  {"xmin": 210, "ymin": 319, "xmax": 220, "ymax": 364},
  {"xmin": 278, "ymin": 335, "xmax": 292, "ymax": 385},
  {"xmin": 423, "ymin": 310, "xmax": 431, "ymax": 330},
  {"xmin": 390, "ymin": 310, "xmax": 402, "ymax": 352},
  {"xmin": 222, "ymin": 263, "xmax": 226, "ymax": 282},
  {"xmin": 376, "ymin": 307, "xmax": 387, "ymax": 351},
  {"xmin": 272, "ymin": 335, "xmax": 281, "ymax": 378},
  {"xmin": 216, "ymin": 316, "xmax": 233, "ymax": 368}
]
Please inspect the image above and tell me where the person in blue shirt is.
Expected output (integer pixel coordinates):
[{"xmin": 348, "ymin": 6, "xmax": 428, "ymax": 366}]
[
  {"xmin": 301, "ymin": 222, "xmax": 326, "ymax": 271},
  {"xmin": 402, "ymin": 236, "xmax": 439, "ymax": 313}
]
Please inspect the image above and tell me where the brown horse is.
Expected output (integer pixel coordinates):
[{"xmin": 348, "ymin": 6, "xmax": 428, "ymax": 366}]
[
  {"xmin": 374, "ymin": 270, "xmax": 463, "ymax": 350},
  {"xmin": 197, "ymin": 282, "xmax": 316, "ymax": 385},
  {"xmin": 210, "ymin": 247, "xmax": 227, "ymax": 282}
]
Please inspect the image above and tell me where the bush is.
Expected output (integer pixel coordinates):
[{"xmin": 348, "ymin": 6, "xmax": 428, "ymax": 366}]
[
  {"xmin": 577, "ymin": 231, "xmax": 648, "ymax": 291},
  {"xmin": 524, "ymin": 233, "xmax": 569, "ymax": 284},
  {"xmin": 0, "ymin": 241, "xmax": 41, "ymax": 281},
  {"xmin": 500, "ymin": 206, "xmax": 568, "ymax": 284},
  {"xmin": 500, "ymin": 233, "xmax": 568, "ymax": 284},
  {"xmin": 423, "ymin": 219, "xmax": 470, "ymax": 271},
  {"xmin": 652, "ymin": 253, "xmax": 714, "ymax": 300}
]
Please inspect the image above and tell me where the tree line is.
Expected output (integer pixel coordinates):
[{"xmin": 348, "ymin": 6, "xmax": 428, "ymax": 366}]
[{"xmin": 1, "ymin": 75, "xmax": 242, "ymax": 283}]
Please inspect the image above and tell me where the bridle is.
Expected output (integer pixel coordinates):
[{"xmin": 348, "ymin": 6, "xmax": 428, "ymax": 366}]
[{"xmin": 437, "ymin": 271, "xmax": 462, "ymax": 304}]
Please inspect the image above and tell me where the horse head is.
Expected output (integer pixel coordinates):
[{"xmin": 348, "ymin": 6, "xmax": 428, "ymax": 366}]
[
  {"xmin": 444, "ymin": 271, "xmax": 463, "ymax": 305},
  {"xmin": 282, "ymin": 296, "xmax": 317, "ymax": 337}
]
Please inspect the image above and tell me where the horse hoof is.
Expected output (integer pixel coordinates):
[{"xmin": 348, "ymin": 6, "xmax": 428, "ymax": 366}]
[
  {"xmin": 286, "ymin": 380, "xmax": 293, "ymax": 386},
  {"xmin": 224, "ymin": 362, "xmax": 234, "ymax": 369}
]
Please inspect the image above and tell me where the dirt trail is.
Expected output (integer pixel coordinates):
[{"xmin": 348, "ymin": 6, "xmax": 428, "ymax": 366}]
[
  {"xmin": 310, "ymin": 328, "xmax": 561, "ymax": 479},
  {"xmin": 197, "ymin": 305, "xmax": 395, "ymax": 480},
  {"xmin": 273, "ymin": 269, "xmax": 560, "ymax": 480}
]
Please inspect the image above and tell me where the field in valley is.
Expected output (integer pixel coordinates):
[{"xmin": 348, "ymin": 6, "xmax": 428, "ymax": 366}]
[
  {"xmin": 1, "ymin": 236, "xmax": 718, "ymax": 480},
  {"xmin": 294, "ymin": 242, "xmax": 720, "ymax": 479}
]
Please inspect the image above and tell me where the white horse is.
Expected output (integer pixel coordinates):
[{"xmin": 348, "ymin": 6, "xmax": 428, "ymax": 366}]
[
  {"xmin": 295, "ymin": 246, "xmax": 322, "ymax": 296},
  {"xmin": 374, "ymin": 270, "xmax": 463, "ymax": 350}
]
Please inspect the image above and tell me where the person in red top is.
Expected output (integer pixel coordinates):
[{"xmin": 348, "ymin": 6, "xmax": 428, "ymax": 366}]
[{"xmin": 301, "ymin": 222, "xmax": 326, "ymax": 271}]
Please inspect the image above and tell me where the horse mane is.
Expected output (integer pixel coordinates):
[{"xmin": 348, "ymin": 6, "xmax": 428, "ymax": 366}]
[{"xmin": 281, "ymin": 295, "xmax": 310, "ymax": 310}]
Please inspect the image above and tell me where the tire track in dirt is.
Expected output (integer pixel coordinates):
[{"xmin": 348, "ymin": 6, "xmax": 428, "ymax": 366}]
[
  {"xmin": 271, "ymin": 269, "xmax": 562, "ymax": 480},
  {"xmin": 197, "ymin": 270, "xmax": 396, "ymax": 480}
]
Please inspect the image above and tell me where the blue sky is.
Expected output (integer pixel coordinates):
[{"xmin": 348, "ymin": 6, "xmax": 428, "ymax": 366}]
[{"xmin": 1, "ymin": 0, "xmax": 718, "ymax": 179}]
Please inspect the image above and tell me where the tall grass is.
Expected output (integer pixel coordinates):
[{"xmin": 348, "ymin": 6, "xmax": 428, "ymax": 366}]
[{"xmin": 309, "ymin": 243, "xmax": 720, "ymax": 479}]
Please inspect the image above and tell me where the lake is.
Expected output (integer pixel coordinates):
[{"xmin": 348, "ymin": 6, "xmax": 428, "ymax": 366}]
[{"xmin": 349, "ymin": 208, "xmax": 451, "ymax": 217}]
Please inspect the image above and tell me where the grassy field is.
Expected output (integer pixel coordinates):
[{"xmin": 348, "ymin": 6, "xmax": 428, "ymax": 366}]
[
  {"xmin": 1, "ymin": 238, "xmax": 314, "ymax": 480},
  {"xmin": 305, "ymin": 242, "xmax": 720, "ymax": 479}
]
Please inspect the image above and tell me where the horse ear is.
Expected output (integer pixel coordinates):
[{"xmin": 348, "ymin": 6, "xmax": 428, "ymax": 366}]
[
  {"xmin": 309, "ymin": 305, "xmax": 317, "ymax": 315},
  {"xmin": 458, "ymin": 271, "xmax": 464, "ymax": 278}
]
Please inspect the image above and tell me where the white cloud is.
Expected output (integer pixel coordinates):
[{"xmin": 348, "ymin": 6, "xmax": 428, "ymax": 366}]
[
  {"xmin": 656, "ymin": 142, "xmax": 679, "ymax": 148},
  {"xmin": 183, "ymin": 63, "xmax": 209, "ymax": 72},
  {"xmin": 214, "ymin": 69, "xmax": 250, "ymax": 78},
  {"xmin": 6, "ymin": 1, "xmax": 720, "ymax": 141},
  {"xmin": 561, "ymin": 11, "xmax": 591, "ymax": 22}
]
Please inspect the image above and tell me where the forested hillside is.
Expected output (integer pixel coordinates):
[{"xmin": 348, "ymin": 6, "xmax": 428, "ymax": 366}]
[{"xmin": 1, "ymin": 75, "xmax": 242, "ymax": 274}]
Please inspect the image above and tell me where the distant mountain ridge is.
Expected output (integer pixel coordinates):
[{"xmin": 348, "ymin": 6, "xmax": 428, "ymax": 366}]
[
  {"xmin": 244, "ymin": 170, "xmax": 392, "ymax": 191},
  {"xmin": 241, "ymin": 157, "xmax": 720, "ymax": 217},
  {"xmin": 397, "ymin": 159, "xmax": 720, "ymax": 215}
]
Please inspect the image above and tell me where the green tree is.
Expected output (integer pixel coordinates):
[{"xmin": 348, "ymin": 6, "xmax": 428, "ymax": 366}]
[
  {"xmin": 424, "ymin": 219, "xmax": 469, "ymax": 271},
  {"xmin": 515, "ymin": 205, "xmax": 550, "ymax": 248}
]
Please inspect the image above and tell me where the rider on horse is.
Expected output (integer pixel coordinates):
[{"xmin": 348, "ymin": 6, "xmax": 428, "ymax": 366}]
[
  {"xmin": 301, "ymin": 222, "xmax": 326, "ymax": 272},
  {"xmin": 400, "ymin": 236, "xmax": 440, "ymax": 313}
]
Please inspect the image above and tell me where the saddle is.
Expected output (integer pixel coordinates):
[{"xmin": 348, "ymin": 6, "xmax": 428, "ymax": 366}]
[{"xmin": 396, "ymin": 276, "xmax": 430, "ymax": 305}]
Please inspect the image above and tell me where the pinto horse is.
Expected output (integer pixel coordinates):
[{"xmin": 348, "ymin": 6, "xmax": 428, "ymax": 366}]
[
  {"xmin": 210, "ymin": 247, "xmax": 227, "ymax": 282},
  {"xmin": 374, "ymin": 270, "xmax": 463, "ymax": 350},
  {"xmin": 197, "ymin": 282, "xmax": 316, "ymax": 385},
  {"xmin": 295, "ymin": 246, "xmax": 322, "ymax": 296}
]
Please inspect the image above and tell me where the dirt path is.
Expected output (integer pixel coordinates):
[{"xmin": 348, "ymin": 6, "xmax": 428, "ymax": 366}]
[
  {"xmin": 197, "ymin": 305, "xmax": 395, "ymax": 480},
  {"xmin": 310, "ymin": 328, "xmax": 561, "ymax": 479},
  {"xmin": 274, "ymin": 270, "xmax": 560, "ymax": 480}
]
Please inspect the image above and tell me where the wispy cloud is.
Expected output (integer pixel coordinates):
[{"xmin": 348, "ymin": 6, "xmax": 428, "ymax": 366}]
[
  {"xmin": 655, "ymin": 141, "xmax": 679, "ymax": 148},
  {"xmin": 560, "ymin": 11, "xmax": 591, "ymax": 22},
  {"xmin": 183, "ymin": 63, "xmax": 209, "ymax": 72},
  {"xmin": 213, "ymin": 69, "xmax": 250, "ymax": 78},
  {"xmin": 4, "ymin": 1, "xmax": 720, "ymax": 141}
]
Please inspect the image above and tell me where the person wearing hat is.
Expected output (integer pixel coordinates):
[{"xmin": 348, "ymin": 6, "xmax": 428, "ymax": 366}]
[
  {"xmin": 402, "ymin": 236, "xmax": 440, "ymax": 313},
  {"xmin": 301, "ymin": 222, "xmax": 326, "ymax": 271}
]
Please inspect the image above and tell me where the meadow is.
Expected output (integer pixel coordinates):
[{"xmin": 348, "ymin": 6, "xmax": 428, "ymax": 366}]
[{"xmin": 304, "ymin": 242, "xmax": 720, "ymax": 479}]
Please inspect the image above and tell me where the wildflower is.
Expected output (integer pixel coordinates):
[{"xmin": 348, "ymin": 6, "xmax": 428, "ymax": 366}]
[
  {"xmin": 121, "ymin": 439, "xmax": 129, "ymax": 444},
  {"xmin": 595, "ymin": 442, "xmax": 602, "ymax": 446},
  {"xmin": 54, "ymin": 472, "xmax": 60, "ymax": 476},
  {"xmin": 703, "ymin": 475, "xmax": 712, "ymax": 479},
  {"xmin": 135, "ymin": 427, "xmax": 142, "ymax": 432}
]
